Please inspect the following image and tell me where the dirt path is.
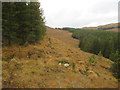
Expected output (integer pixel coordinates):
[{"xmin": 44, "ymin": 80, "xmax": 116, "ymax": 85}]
[{"xmin": 46, "ymin": 26, "xmax": 79, "ymax": 48}]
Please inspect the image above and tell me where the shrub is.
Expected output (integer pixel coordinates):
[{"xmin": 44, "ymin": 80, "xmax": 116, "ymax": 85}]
[
  {"xmin": 88, "ymin": 55, "xmax": 97, "ymax": 66},
  {"xmin": 98, "ymin": 51, "xmax": 103, "ymax": 60},
  {"xmin": 71, "ymin": 63, "xmax": 76, "ymax": 72},
  {"xmin": 110, "ymin": 50, "xmax": 120, "ymax": 79},
  {"xmin": 110, "ymin": 62, "xmax": 120, "ymax": 79}
]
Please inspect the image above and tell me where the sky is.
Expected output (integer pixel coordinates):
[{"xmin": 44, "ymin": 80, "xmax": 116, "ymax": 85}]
[{"xmin": 40, "ymin": 0, "xmax": 119, "ymax": 28}]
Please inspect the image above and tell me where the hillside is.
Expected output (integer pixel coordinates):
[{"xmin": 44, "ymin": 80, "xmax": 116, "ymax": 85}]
[
  {"xmin": 46, "ymin": 26, "xmax": 79, "ymax": 48},
  {"xmin": 81, "ymin": 23, "xmax": 119, "ymax": 32},
  {"xmin": 2, "ymin": 27, "xmax": 118, "ymax": 88}
]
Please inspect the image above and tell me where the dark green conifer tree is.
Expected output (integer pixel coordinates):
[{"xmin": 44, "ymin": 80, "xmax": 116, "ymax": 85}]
[{"xmin": 2, "ymin": 2, "xmax": 46, "ymax": 45}]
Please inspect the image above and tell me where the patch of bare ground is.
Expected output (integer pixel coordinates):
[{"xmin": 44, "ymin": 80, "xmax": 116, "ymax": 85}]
[{"xmin": 2, "ymin": 27, "xmax": 118, "ymax": 88}]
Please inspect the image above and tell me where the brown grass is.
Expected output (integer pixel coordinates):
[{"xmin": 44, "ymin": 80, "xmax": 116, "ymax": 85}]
[
  {"xmin": 81, "ymin": 23, "xmax": 119, "ymax": 32},
  {"xmin": 46, "ymin": 26, "xmax": 79, "ymax": 48},
  {"xmin": 106, "ymin": 28, "xmax": 119, "ymax": 32},
  {"xmin": 2, "ymin": 27, "xmax": 118, "ymax": 88}
]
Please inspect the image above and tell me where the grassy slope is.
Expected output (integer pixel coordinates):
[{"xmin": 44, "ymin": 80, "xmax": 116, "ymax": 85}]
[
  {"xmin": 2, "ymin": 27, "xmax": 118, "ymax": 88},
  {"xmin": 82, "ymin": 23, "xmax": 119, "ymax": 32}
]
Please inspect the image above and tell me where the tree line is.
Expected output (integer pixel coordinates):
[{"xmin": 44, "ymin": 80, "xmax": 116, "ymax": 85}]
[
  {"xmin": 2, "ymin": 2, "xmax": 46, "ymax": 46},
  {"xmin": 56, "ymin": 26, "xmax": 120, "ymax": 31},
  {"xmin": 57, "ymin": 27, "xmax": 119, "ymax": 61},
  {"xmin": 72, "ymin": 30, "xmax": 120, "ymax": 59},
  {"xmin": 61, "ymin": 28, "xmax": 120, "ymax": 79}
]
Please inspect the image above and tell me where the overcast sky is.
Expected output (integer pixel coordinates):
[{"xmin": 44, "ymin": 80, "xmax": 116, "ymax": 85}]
[{"xmin": 40, "ymin": 0, "xmax": 119, "ymax": 28}]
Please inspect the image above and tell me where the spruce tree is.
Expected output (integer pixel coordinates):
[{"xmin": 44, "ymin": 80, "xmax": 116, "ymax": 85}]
[
  {"xmin": 2, "ymin": 2, "xmax": 46, "ymax": 46},
  {"xmin": 2, "ymin": 2, "xmax": 18, "ymax": 45}
]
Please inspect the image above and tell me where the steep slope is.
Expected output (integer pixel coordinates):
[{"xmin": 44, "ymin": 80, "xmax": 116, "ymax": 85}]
[{"xmin": 2, "ymin": 27, "xmax": 118, "ymax": 88}]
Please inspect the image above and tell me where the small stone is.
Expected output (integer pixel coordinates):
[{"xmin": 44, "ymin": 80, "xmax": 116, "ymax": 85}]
[
  {"xmin": 59, "ymin": 63, "xmax": 62, "ymax": 65},
  {"xmin": 64, "ymin": 63, "xmax": 69, "ymax": 67}
]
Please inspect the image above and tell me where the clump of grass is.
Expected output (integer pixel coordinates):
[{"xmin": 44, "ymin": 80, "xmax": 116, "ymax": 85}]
[
  {"xmin": 31, "ymin": 71, "xmax": 35, "ymax": 74},
  {"xmin": 88, "ymin": 55, "xmax": 97, "ymax": 66},
  {"xmin": 98, "ymin": 51, "xmax": 103, "ymax": 60},
  {"xmin": 2, "ymin": 58, "xmax": 11, "ymax": 62},
  {"xmin": 71, "ymin": 63, "xmax": 76, "ymax": 72}
]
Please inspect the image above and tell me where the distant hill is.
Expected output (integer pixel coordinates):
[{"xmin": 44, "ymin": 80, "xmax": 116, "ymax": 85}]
[
  {"xmin": 56, "ymin": 23, "xmax": 119, "ymax": 32},
  {"xmin": 81, "ymin": 23, "xmax": 119, "ymax": 32}
]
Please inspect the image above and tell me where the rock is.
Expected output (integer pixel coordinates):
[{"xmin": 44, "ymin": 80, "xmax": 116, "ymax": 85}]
[
  {"xmin": 58, "ymin": 62, "xmax": 69, "ymax": 67},
  {"xmin": 64, "ymin": 63, "xmax": 69, "ymax": 67},
  {"xmin": 59, "ymin": 63, "xmax": 62, "ymax": 65}
]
